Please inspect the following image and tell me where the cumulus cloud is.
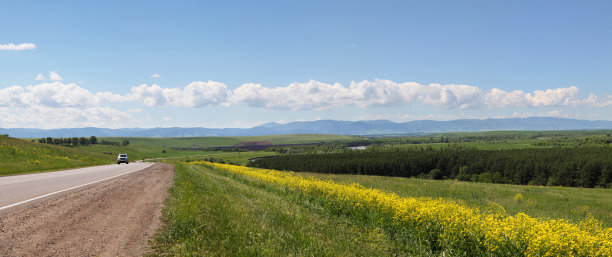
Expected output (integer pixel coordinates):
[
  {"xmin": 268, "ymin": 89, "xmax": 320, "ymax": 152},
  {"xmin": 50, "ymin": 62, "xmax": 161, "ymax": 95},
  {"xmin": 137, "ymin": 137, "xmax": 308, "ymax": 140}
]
[
  {"xmin": 0, "ymin": 82, "xmax": 125, "ymax": 108},
  {"xmin": 1, "ymin": 79, "xmax": 611, "ymax": 117},
  {"xmin": 229, "ymin": 80, "xmax": 351, "ymax": 110},
  {"xmin": 484, "ymin": 86, "xmax": 584, "ymax": 108},
  {"xmin": 151, "ymin": 73, "xmax": 161, "ymax": 78},
  {"xmin": 124, "ymin": 80, "xmax": 611, "ymax": 110},
  {"xmin": 0, "ymin": 43, "xmax": 36, "ymax": 51},
  {"xmin": 228, "ymin": 80, "xmax": 484, "ymax": 110},
  {"xmin": 49, "ymin": 71, "xmax": 63, "ymax": 81},
  {"xmin": 584, "ymin": 94, "xmax": 612, "ymax": 107},
  {"xmin": 0, "ymin": 106, "xmax": 136, "ymax": 129},
  {"xmin": 129, "ymin": 81, "xmax": 230, "ymax": 107}
]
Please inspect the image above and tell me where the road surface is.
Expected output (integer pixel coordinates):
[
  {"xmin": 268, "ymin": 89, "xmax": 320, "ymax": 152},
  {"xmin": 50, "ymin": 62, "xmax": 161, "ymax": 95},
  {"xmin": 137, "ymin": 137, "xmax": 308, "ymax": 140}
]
[
  {"xmin": 0, "ymin": 162, "xmax": 174, "ymax": 256},
  {"xmin": 0, "ymin": 162, "xmax": 153, "ymax": 211}
]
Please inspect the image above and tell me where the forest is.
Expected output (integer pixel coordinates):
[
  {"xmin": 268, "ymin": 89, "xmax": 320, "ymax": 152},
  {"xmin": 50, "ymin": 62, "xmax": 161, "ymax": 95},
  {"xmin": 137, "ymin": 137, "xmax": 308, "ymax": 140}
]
[{"xmin": 248, "ymin": 146, "xmax": 612, "ymax": 188}]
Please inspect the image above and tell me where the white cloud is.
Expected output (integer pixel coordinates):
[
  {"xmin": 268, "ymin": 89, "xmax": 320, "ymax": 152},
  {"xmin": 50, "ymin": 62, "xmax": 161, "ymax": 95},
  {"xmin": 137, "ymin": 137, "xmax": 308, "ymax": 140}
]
[
  {"xmin": 151, "ymin": 73, "xmax": 161, "ymax": 78},
  {"xmin": 35, "ymin": 73, "xmax": 47, "ymax": 81},
  {"xmin": 230, "ymin": 80, "xmax": 351, "ymax": 110},
  {"xmin": 0, "ymin": 82, "xmax": 125, "ymax": 108},
  {"xmin": 129, "ymin": 81, "xmax": 230, "ymax": 107},
  {"xmin": 584, "ymin": 93, "xmax": 612, "ymax": 107},
  {"xmin": 49, "ymin": 71, "xmax": 63, "ymax": 81},
  {"xmin": 0, "ymin": 43, "xmax": 36, "ymax": 51},
  {"xmin": 347, "ymin": 80, "xmax": 483, "ymax": 109},
  {"xmin": 124, "ymin": 80, "xmax": 612, "ymax": 110},
  {"xmin": 6, "ymin": 79, "xmax": 607, "ymax": 111},
  {"xmin": 228, "ymin": 80, "xmax": 484, "ymax": 110},
  {"xmin": 0, "ymin": 106, "xmax": 135, "ymax": 129},
  {"xmin": 484, "ymin": 86, "xmax": 582, "ymax": 108}
]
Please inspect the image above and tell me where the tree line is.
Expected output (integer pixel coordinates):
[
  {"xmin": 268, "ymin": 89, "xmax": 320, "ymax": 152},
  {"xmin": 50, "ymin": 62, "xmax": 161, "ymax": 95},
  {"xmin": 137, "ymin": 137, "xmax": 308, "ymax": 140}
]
[
  {"xmin": 248, "ymin": 146, "xmax": 612, "ymax": 188},
  {"xmin": 38, "ymin": 136, "xmax": 129, "ymax": 147}
]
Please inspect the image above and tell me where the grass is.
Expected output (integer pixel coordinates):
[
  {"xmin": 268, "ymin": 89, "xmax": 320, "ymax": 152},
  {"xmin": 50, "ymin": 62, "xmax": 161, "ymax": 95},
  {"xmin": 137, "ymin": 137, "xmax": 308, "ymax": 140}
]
[
  {"xmin": 228, "ymin": 134, "xmax": 360, "ymax": 145},
  {"xmin": 154, "ymin": 162, "xmax": 612, "ymax": 256},
  {"xmin": 300, "ymin": 172, "xmax": 612, "ymax": 226},
  {"xmin": 181, "ymin": 151, "xmax": 277, "ymax": 166},
  {"xmin": 0, "ymin": 135, "xmax": 111, "ymax": 176},
  {"xmin": 152, "ymin": 163, "xmax": 395, "ymax": 256},
  {"xmin": 77, "ymin": 134, "xmax": 357, "ymax": 161},
  {"xmin": 373, "ymin": 130, "xmax": 612, "ymax": 150}
]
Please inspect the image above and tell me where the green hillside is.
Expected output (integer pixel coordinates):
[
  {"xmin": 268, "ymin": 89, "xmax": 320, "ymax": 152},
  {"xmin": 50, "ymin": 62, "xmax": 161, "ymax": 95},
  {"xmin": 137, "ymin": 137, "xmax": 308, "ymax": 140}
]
[
  {"xmin": 75, "ymin": 134, "xmax": 359, "ymax": 161},
  {"xmin": 0, "ymin": 135, "xmax": 112, "ymax": 176}
]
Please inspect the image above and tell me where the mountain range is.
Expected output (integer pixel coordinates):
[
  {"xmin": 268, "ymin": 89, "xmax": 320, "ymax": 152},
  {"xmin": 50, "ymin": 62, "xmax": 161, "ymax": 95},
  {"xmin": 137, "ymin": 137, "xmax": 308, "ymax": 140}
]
[{"xmin": 3, "ymin": 117, "xmax": 612, "ymax": 138}]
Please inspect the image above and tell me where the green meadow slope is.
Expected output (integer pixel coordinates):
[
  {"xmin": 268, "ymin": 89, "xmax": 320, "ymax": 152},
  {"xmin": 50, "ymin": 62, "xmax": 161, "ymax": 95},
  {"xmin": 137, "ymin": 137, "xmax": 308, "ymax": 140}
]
[
  {"xmin": 152, "ymin": 162, "xmax": 611, "ymax": 256},
  {"xmin": 0, "ymin": 135, "xmax": 111, "ymax": 176}
]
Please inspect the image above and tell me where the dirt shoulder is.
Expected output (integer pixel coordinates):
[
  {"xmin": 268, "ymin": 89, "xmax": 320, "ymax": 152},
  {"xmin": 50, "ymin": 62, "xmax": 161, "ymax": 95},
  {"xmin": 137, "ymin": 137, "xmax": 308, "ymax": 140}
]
[{"xmin": 0, "ymin": 162, "xmax": 175, "ymax": 257}]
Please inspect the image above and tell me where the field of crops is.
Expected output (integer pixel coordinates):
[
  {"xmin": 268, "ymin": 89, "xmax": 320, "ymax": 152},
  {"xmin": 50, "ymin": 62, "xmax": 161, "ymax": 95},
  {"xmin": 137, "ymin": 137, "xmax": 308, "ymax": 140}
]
[{"xmin": 178, "ymin": 162, "xmax": 611, "ymax": 256}]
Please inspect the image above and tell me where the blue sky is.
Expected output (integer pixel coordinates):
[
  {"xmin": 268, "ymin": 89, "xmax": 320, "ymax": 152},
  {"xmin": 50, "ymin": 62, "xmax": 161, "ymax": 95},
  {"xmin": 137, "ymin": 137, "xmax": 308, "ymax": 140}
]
[{"xmin": 1, "ymin": 0, "xmax": 611, "ymax": 128}]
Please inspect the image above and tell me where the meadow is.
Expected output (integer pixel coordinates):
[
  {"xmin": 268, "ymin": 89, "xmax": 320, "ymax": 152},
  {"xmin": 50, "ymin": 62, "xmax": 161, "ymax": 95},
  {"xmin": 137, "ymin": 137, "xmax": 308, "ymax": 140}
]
[
  {"xmin": 2, "ymin": 134, "xmax": 353, "ymax": 176},
  {"xmin": 4, "ymin": 131, "xmax": 612, "ymax": 255},
  {"xmin": 76, "ymin": 134, "xmax": 357, "ymax": 161},
  {"xmin": 0, "ymin": 135, "xmax": 110, "ymax": 176},
  {"xmin": 152, "ymin": 163, "xmax": 396, "ymax": 256},
  {"xmin": 152, "ymin": 162, "xmax": 612, "ymax": 256},
  {"xmin": 300, "ymin": 172, "xmax": 612, "ymax": 226}
]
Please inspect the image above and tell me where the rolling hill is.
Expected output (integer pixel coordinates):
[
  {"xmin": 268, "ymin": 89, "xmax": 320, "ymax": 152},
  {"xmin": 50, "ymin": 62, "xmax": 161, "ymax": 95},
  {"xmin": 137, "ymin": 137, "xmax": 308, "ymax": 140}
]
[{"xmin": 3, "ymin": 117, "xmax": 612, "ymax": 138}]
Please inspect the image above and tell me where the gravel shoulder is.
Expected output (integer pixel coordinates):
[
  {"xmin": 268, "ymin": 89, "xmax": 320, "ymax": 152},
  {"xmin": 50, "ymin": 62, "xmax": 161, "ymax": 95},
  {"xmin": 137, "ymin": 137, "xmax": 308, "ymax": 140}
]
[{"xmin": 0, "ymin": 162, "xmax": 175, "ymax": 257}]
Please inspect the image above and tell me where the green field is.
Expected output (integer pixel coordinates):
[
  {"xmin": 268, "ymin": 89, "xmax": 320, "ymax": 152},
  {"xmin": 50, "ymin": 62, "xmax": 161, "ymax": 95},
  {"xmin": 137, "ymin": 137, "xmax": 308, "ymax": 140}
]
[
  {"xmin": 300, "ymin": 172, "xmax": 612, "ymax": 226},
  {"xmin": 229, "ymin": 134, "xmax": 360, "ymax": 145},
  {"xmin": 153, "ymin": 162, "xmax": 612, "ymax": 256},
  {"xmin": 372, "ymin": 130, "xmax": 612, "ymax": 150},
  {"xmin": 152, "ymin": 163, "xmax": 396, "ymax": 256},
  {"xmin": 5, "ymin": 131, "xmax": 611, "ymax": 254},
  {"xmin": 0, "ymin": 135, "xmax": 111, "ymax": 176},
  {"xmin": 2, "ymin": 134, "xmax": 354, "ymax": 176},
  {"xmin": 76, "ymin": 134, "xmax": 358, "ymax": 161}
]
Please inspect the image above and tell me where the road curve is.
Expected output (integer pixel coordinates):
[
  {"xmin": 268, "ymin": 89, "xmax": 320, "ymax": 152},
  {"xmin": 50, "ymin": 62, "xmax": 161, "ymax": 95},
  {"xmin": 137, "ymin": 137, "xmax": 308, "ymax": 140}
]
[{"xmin": 0, "ymin": 162, "xmax": 153, "ymax": 211}]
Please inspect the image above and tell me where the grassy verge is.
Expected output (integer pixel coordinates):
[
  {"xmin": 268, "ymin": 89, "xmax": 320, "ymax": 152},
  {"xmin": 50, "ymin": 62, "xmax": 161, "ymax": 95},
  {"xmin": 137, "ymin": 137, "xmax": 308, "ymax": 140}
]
[
  {"xmin": 151, "ymin": 163, "xmax": 396, "ymax": 256},
  {"xmin": 201, "ymin": 163, "xmax": 612, "ymax": 256},
  {"xmin": 300, "ymin": 172, "xmax": 612, "ymax": 226},
  {"xmin": 0, "ymin": 135, "xmax": 111, "ymax": 176},
  {"xmin": 153, "ymin": 162, "xmax": 611, "ymax": 256}
]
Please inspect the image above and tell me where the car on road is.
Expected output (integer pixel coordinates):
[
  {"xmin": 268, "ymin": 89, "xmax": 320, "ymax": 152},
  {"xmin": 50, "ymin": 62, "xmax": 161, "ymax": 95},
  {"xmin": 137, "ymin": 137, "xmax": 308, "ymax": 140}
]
[{"xmin": 117, "ymin": 153, "xmax": 129, "ymax": 164}]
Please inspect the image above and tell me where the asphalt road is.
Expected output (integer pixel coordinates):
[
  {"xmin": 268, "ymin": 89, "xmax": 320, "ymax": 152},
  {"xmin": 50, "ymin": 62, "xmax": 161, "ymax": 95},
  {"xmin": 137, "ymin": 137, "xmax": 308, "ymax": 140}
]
[{"xmin": 0, "ymin": 162, "xmax": 154, "ymax": 211}]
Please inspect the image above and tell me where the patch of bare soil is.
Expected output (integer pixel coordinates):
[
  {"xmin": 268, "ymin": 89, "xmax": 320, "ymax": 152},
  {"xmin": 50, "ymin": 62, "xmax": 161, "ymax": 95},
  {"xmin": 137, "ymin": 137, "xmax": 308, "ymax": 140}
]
[{"xmin": 0, "ymin": 163, "xmax": 175, "ymax": 257}]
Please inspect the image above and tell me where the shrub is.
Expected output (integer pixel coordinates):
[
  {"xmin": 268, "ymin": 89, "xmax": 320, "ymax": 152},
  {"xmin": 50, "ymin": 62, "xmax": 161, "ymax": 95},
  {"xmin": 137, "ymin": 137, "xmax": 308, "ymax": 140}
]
[{"xmin": 427, "ymin": 169, "xmax": 444, "ymax": 180}]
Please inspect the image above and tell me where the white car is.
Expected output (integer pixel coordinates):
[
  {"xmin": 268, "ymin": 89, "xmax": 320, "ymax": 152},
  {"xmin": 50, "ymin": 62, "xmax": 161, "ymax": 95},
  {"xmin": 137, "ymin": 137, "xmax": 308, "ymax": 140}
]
[{"xmin": 117, "ymin": 153, "xmax": 129, "ymax": 164}]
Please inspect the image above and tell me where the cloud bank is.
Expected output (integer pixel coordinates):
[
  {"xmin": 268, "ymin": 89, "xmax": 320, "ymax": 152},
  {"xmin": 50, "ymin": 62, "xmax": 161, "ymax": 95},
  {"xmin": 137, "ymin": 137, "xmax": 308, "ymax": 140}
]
[
  {"xmin": 0, "ymin": 82, "xmax": 123, "ymax": 108},
  {"xmin": 2, "ymin": 79, "xmax": 610, "ymax": 110},
  {"xmin": 127, "ymin": 80, "xmax": 612, "ymax": 110},
  {"xmin": 1, "ymin": 79, "xmax": 611, "ymax": 128}
]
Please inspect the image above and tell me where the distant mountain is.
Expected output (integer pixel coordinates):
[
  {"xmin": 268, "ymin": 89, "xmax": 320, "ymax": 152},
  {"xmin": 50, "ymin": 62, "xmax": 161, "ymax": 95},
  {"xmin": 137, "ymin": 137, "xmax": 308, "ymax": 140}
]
[{"xmin": 3, "ymin": 117, "xmax": 612, "ymax": 138}]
